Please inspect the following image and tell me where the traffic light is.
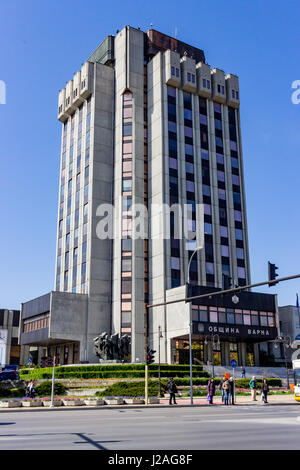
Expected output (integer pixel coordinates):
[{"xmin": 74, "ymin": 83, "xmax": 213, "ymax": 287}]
[
  {"xmin": 223, "ymin": 274, "xmax": 232, "ymax": 290},
  {"xmin": 146, "ymin": 347, "xmax": 156, "ymax": 365},
  {"xmin": 268, "ymin": 261, "xmax": 279, "ymax": 287}
]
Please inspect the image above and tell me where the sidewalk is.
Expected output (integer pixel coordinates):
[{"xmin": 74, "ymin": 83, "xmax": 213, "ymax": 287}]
[
  {"xmin": 160, "ymin": 394, "xmax": 295, "ymax": 406},
  {"xmin": 0, "ymin": 394, "xmax": 297, "ymax": 413}
]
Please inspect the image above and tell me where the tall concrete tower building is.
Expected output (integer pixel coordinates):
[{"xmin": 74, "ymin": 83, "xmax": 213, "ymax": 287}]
[{"xmin": 20, "ymin": 27, "xmax": 278, "ymax": 367}]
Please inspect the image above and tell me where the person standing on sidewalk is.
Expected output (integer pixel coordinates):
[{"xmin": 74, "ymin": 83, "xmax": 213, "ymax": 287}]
[
  {"xmin": 167, "ymin": 377, "xmax": 178, "ymax": 405},
  {"xmin": 207, "ymin": 378, "xmax": 216, "ymax": 405},
  {"xmin": 261, "ymin": 379, "xmax": 269, "ymax": 403},
  {"xmin": 241, "ymin": 366, "xmax": 246, "ymax": 379},
  {"xmin": 229, "ymin": 376, "xmax": 235, "ymax": 405},
  {"xmin": 222, "ymin": 379, "xmax": 231, "ymax": 405},
  {"xmin": 249, "ymin": 376, "xmax": 257, "ymax": 401},
  {"xmin": 219, "ymin": 375, "xmax": 227, "ymax": 403}
]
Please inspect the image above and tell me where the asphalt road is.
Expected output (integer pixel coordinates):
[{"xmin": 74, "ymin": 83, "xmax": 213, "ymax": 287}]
[{"xmin": 1, "ymin": 405, "xmax": 300, "ymax": 450}]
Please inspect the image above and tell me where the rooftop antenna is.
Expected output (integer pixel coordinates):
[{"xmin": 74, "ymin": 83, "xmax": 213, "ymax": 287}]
[{"xmin": 174, "ymin": 27, "xmax": 178, "ymax": 39}]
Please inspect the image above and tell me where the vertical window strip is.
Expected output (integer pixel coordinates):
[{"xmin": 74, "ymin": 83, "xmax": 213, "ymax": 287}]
[{"xmin": 121, "ymin": 91, "xmax": 133, "ymax": 332}]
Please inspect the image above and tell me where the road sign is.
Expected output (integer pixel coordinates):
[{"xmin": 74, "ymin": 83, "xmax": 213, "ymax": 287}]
[{"xmin": 230, "ymin": 359, "xmax": 237, "ymax": 368}]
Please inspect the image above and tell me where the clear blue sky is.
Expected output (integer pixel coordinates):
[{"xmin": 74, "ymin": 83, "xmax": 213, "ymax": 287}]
[{"xmin": 1, "ymin": 0, "xmax": 300, "ymax": 309}]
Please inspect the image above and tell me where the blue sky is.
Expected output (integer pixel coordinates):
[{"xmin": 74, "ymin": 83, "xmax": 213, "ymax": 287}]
[{"xmin": 0, "ymin": 0, "xmax": 300, "ymax": 309}]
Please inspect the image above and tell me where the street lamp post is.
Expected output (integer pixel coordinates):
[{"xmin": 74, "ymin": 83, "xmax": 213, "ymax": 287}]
[
  {"xmin": 187, "ymin": 246, "xmax": 203, "ymax": 406},
  {"xmin": 274, "ymin": 335, "xmax": 291, "ymax": 389},
  {"xmin": 158, "ymin": 326, "xmax": 163, "ymax": 398}
]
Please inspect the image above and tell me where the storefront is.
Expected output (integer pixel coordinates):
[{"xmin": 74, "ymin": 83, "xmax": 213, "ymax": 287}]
[{"xmin": 165, "ymin": 285, "xmax": 278, "ymax": 367}]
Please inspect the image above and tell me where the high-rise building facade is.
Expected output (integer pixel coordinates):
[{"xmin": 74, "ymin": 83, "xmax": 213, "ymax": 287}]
[{"xmin": 20, "ymin": 26, "xmax": 278, "ymax": 366}]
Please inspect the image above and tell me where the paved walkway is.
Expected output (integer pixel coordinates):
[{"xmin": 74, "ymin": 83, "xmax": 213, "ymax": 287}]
[
  {"xmin": 0, "ymin": 393, "xmax": 296, "ymax": 412},
  {"xmin": 160, "ymin": 393, "xmax": 295, "ymax": 406}
]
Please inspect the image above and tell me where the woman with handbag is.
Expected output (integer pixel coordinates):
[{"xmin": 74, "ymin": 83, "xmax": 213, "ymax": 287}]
[{"xmin": 207, "ymin": 378, "xmax": 216, "ymax": 405}]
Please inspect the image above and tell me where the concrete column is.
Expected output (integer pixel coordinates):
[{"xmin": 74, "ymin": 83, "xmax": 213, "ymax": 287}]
[
  {"xmin": 224, "ymin": 342, "xmax": 230, "ymax": 366},
  {"xmin": 240, "ymin": 342, "xmax": 247, "ymax": 366},
  {"xmin": 254, "ymin": 343, "xmax": 260, "ymax": 366}
]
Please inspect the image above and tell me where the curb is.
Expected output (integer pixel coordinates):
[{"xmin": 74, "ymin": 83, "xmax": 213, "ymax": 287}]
[{"xmin": 0, "ymin": 401, "xmax": 297, "ymax": 413}]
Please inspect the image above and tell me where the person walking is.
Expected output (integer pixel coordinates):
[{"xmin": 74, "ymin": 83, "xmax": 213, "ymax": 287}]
[
  {"xmin": 261, "ymin": 378, "xmax": 269, "ymax": 404},
  {"xmin": 222, "ymin": 379, "xmax": 231, "ymax": 405},
  {"xmin": 207, "ymin": 378, "xmax": 216, "ymax": 405},
  {"xmin": 249, "ymin": 376, "xmax": 257, "ymax": 401},
  {"xmin": 167, "ymin": 377, "xmax": 178, "ymax": 405},
  {"xmin": 241, "ymin": 366, "xmax": 246, "ymax": 379},
  {"xmin": 229, "ymin": 376, "xmax": 235, "ymax": 405},
  {"xmin": 219, "ymin": 375, "xmax": 227, "ymax": 403}
]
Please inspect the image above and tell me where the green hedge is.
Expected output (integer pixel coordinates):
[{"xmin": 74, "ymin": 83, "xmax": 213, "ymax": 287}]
[
  {"xmin": 94, "ymin": 377, "xmax": 283, "ymax": 398},
  {"xmin": 20, "ymin": 366, "xmax": 209, "ymax": 381},
  {"xmin": 0, "ymin": 388, "xmax": 25, "ymax": 398},
  {"xmin": 35, "ymin": 381, "xmax": 67, "ymax": 397},
  {"xmin": 95, "ymin": 381, "xmax": 168, "ymax": 398},
  {"xmin": 21, "ymin": 364, "xmax": 204, "ymax": 376}
]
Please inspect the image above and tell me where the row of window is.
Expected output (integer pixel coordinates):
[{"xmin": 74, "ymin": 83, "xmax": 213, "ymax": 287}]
[
  {"xmin": 23, "ymin": 315, "xmax": 50, "ymax": 333},
  {"xmin": 192, "ymin": 306, "xmax": 275, "ymax": 327}
]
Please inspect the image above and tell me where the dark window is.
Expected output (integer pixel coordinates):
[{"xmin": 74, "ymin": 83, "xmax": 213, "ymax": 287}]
[{"xmin": 13, "ymin": 311, "xmax": 20, "ymax": 327}]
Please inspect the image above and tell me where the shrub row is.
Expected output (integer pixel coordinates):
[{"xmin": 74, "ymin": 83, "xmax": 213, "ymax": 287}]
[
  {"xmin": 35, "ymin": 382, "xmax": 67, "ymax": 396},
  {"xmin": 20, "ymin": 369, "xmax": 209, "ymax": 380},
  {"xmin": 94, "ymin": 377, "xmax": 283, "ymax": 398},
  {"xmin": 0, "ymin": 388, "xmax": 25, "ymax": 398},
  {"xmin": 20, "ymin": 363, "xmax": 204, "ymax": 376},
  {"xmin": 95, "ymin": 381, "xmax": 168, "ymax": 398}
]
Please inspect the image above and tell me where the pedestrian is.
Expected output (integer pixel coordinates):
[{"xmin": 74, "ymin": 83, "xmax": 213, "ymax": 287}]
[
  {"xmin": 229, "ymin": 376, "xmax": 235, "ymax": 405},
  {"xmin": 167, "ymin": 377, "xmax": 178, "ymax": 405},
  {"xmin": 219, "ymin": 375, "xmax": 227, "ymax": 403},
  {"xmin": 28, "ymin": 379, "xmax": 35, "ymax": 398},
  {"xmin": 222, "ymin": 379, "xmax": 231, "ymax": 405},
  {"xmin": 249, "ymin": 376, "xmax": 257, "ymax": 401},
  {"xmin": 241, "ymin": 366, "xmax": 246, "ymax": 379},
  {"xmin": 207, "ymin": 378, "xmax": 216, "ymax": 405},
  {"xmin": 261, "ymin": 378, "xmax": 269, "ymax": 404}
]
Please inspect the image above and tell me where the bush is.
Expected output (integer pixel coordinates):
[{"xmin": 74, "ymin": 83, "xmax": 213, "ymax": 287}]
[
  {"xmin": 0, "ymin": 389, "xmax": 10, "ymax": 398},
  {"xmin": 234, "ymin": 378, "xmax": 282, "ymax": 388},
  {"xmin": 95, "ymin": 381, "xmax": 168, "ymax": 398},
  {"xmin": 19, "ymin": 364, "xmax": 208, "ymax": 381},
  {"xmin": 10, "ymin": 388, "xmax": 26, "ymax": 397},
  {"xmin": 35, "ymin": 381, "xmax": 67, "ymax": 397}
]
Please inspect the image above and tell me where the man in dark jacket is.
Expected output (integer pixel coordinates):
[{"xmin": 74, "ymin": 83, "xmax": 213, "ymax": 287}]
[
  {"xmin": 229, "ymin": 377, "xmax": 235, "ymax": 405},
  {"xmin": 167, "ymin": 377, "xmax": 178, "ymax": 405}
]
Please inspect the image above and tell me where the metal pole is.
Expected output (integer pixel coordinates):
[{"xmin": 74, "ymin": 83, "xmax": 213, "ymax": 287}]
[
  {"xmin": 283, "ymin": 344, "xmax": 289, "ymax": 389},
  {"xmin": 158, "ymin": 326, "xmax": 161, "ymax": 398},
  {"xmin": 189, "ymin": 302, "xmax": 193, "ymax": 405},
  {"xmin": 144, "ymin": 305, "xmax": 149, "ymax": 405},
  {"xmin": 50, "ymin": 356, "xmax": 56, "ymax": 408},
  {"xmin": 233, "ymin": 367, "xmax": 235, "ymax": 405},
  {"xmin": 211, "ymin": 339, "xmax": 214, "ymax": 378}
]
